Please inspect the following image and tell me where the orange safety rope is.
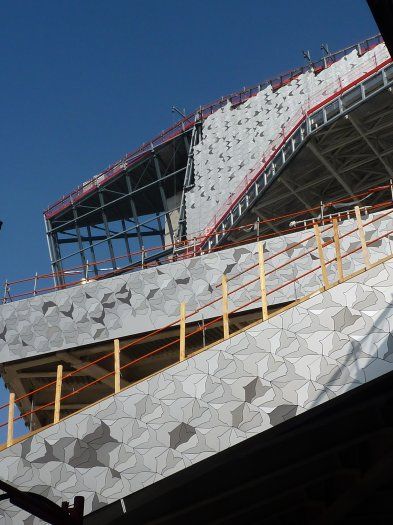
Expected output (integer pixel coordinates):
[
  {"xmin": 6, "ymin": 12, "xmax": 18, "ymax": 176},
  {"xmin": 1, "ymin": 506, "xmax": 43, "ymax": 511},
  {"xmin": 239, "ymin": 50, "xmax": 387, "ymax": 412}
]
[
  {"xmin": 0, "ymin": 201, "xmax": 391, "ymax": 415},
  {"xmin": 5, "ymin": 183, "xmax": 391, "ymax": 298},
  {"xmin": 2, "ymin": 219, "xmax": 393, "ymax": 428}
]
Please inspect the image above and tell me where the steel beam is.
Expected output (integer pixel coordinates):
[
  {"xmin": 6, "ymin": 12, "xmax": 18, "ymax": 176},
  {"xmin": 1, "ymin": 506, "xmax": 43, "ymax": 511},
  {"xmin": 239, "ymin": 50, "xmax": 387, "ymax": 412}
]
[
  {"xmin": 71, "ymin": 203, "xmax": 87, "ymax": 269},
  {"xmin": 48, "ymin": 166, "xmax": 186, "ymax": 236},
  {"xmin": 121, "ymin": 219, "xmax": 133, "ymax": 264},
  {"xmin": 349, "ymin": 114, "xmax": 393, "ymax": 178},
  {"xmin": 98, "ymin": 189, "xmax": 117, "ymax": 270},
  {"xmin": 307, "ymin": 142, "xmax": 354, "ymax": 196},
  {"xmin": 125, "ymin": 174, "xmax": 144, "ymax": 253},
  {"xmin": 152, "ymin": 150, "xmax": 175, "ymax": 243},
  {"xmin": 280, "ymin": 178, "xmax": 318, "ymax": 217},
  {"xmin": 86, "ymin": 225, "xmax": 99, "ymax": 276},
  {"xmin": 64, "ymin": 354, "xmax": 128, "ymax": 390},
  {"xmin": 44, "ymin": 217, "xmax": 65, "ymax": 286}
]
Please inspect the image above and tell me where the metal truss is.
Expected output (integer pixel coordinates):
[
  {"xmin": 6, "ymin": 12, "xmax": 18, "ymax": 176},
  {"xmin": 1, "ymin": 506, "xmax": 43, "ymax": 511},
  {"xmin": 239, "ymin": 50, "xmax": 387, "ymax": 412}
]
[
  {"xmin": 175, "ymin": 121, "xmax": 201, "ymax": 244},
  {"xmin": 44, "ymin": 57, "xmax": 393, "ymax": 282},
  {"xmin": 204, "ymin": 62, "xmax": 393, "ymax": 251},
  {"xmin": 45, "ymin": 128, "xmax": 194, "ymax": 285}
]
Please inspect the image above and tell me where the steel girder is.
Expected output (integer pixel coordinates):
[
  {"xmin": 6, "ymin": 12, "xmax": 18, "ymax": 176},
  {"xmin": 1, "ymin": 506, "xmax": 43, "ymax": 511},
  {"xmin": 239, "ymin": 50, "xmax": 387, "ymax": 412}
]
[
  {"xmin": 45, "ymin": 129, "xmax": 193, "ymax": 285},
  {"xmin": 205, "ymin": 64, "xmax": 393, "ymax": 250}
]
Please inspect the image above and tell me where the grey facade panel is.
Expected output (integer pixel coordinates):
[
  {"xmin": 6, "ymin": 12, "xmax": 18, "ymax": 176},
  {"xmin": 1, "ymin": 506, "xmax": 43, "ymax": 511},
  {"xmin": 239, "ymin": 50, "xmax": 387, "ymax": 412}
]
[
  {"xmin": 0, "ymin": 209, "xmax": 392, "ymax": 364},
  {"xmin": 186, "ymin": 43, "xmax": 390, "ymax": 235},
  {"xmin": 1, "ymin": 257, "xmax": 393, "ymax": 522}
]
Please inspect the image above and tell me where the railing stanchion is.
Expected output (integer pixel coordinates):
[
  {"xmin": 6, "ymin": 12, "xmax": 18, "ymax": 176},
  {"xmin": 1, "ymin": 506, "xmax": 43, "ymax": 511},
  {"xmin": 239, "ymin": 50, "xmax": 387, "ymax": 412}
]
[
  {"xmin": 355, "ymin": 206, "xmax": 371, "ymax": 269},
  {"xmin": 33, "ymin": 273, "xmax": 38, "ymax": 296},
  {"xmin": 141, "ymin": 246, "xmax": 145, "ymax": 269},
  {"xmin": 7, "ymin": 393, "xmax": 15, "ymax": 447},
  {"xmin": 53, "ymin": 365, "xmax": 63, "ymax": 424},
  {"xmin": 222, "ymin": 275, "xmax": 230, "ymax": 339},
  {"xmin": 313, "ymin": 223, "xmax": 329, "ymax": 289},
  {"xmin": 114, "ymin": 339, "xmax": 121, "ymax": 394},
  {"xmin": 180, "ymin": 303, "xmax": 186, "ymax": 361},
  {"xmin": 332, "ymin": 218, "xmax": 344, "ymax": 282},
  {"xmin": 2, "ymin": 280, "xmax": 7, "ymax": 304},
  {"xmin": 258, "ymin": 242, "xmax": 268, "ymax": 321}
]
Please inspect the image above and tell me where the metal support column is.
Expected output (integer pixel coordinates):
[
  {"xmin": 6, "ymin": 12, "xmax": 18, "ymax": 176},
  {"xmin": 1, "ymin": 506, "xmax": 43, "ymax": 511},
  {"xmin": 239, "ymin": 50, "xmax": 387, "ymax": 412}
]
[
  {"xmin": 98, "ymin": 190, "xmax": 117, "ymax": 270},
  {"xmin": 44, "ymin": 217, "xmax": 65, "ymax": 287},
  {"xmin": 86, "ymin": 225, "xmax": 99, "ymax": 276},
  {"xmin": 125, "ymin": 174, "xmax": 144, "ymax": 254},
  {"xmin": 71, "ymin": 203, "xmax": 88, "ymax": 270},
  {"xmin": 308, "ymin": 142, "xmax": 355, "ymax": 197},
  {"xmin": 121, "ymin": 219, "xmax": 133, "ymax": 264},
  {"xmin": 176, "ymin": 122, "xmax": 197, "ymax": 243},
  {"xmin": 152, "ymin": 148, "xmax": 175, "ymax": 244},
  {"xmin": 349, "ymin": 114, "xmax": 393, "ymax": 178}
]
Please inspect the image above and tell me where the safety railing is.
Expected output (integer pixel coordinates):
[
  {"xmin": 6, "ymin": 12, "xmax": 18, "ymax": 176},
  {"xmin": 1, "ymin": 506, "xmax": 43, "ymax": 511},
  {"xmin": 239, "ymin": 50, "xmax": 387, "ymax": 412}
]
[
  {"xmin": 44, "ymin": 34, "xmax": 384, "ymax": 219},
  {"xmin": 199, "ymin": 49, "xmax": 393, "ymax": 251},
  {"xmin": 1, "ymin": 199, "xmax": 393, "ymax": 448},
  {"xmin": 3, "ymin": 182, "xmax": 393, "ymax": 304}
]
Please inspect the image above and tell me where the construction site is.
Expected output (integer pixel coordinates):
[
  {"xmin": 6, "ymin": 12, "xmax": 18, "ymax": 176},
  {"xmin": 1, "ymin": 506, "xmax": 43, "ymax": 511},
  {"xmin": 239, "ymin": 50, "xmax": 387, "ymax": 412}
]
[{"xmin": 1, "ymin": 6, "xmax": 393, "ymax": 523}]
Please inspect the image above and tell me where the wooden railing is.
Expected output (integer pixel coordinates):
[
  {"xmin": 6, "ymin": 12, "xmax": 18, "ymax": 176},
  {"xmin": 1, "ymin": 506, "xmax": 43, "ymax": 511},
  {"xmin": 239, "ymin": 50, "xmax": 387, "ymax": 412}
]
[{"xmin": 1, "ymin": 202, "xmax": 393, "ymax": 449}]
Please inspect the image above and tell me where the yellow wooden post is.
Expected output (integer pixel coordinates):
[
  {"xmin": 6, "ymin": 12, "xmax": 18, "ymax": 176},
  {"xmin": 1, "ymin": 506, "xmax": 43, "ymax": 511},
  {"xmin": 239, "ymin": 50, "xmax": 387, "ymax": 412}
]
[
  {"xmin": 7, "ymin": 393, "xmax": 15, "ymax": 448},
  {"xmin": 258, "ymin": 242, "xmax": 268, "ymax": 321},
  {"xmin": 355, "ymin": 206, "xmax": 371, "ymax": 269},
  {"xmin": 332, "ymin": 218, "xmax": 344, "ymax": 282},
  {"xmin": 114, "ymin": 339, "xmax": 121, "ymax": 394},
  {"xmin": 180, "ymin": 303, "xmax": 186, "ymax": 361},
  {"xmin": 221, "ymin": 274, "xmax": 230, "ymax": 339},
  {"xmin": 53, "ymin": 364, "xmax": 63, "ymax": 424},
  {"xmin": 313, "ymin": 223, "xmax": 329, "ymax": 289}
]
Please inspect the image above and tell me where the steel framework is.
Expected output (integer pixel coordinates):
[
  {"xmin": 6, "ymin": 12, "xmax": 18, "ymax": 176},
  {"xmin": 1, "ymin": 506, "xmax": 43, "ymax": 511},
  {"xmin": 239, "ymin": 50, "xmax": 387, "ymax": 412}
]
[
  {"xmin": 45, "ymin": 123, "xmax": 200, "ymax": 285},
  {"xmin": 202, "ymin": 62, "xmax": 393, "ymax": 251},
  {"xmin": 43, "ymin": 35, "xmax": 389, "ymax": 285}
]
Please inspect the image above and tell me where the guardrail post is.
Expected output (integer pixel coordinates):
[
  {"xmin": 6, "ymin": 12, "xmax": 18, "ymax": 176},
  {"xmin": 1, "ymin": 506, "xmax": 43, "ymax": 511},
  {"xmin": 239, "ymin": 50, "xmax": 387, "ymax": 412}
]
[
  {"xmin": 141, "ymin": 246, "xmax": 145, "ymax": 269},
  {"xmin": 2, "ymin": 280, "xmax": 7, "ymax": 304},
  {"xmin": 313, "ymin": 223, "xmax": 329, "ymax": 289},
  {"xmin": 355, "ymin": 206, "xmax": 371, "ymax": 269},
  {"xmin": 258, "ymin": 242, "xmax": 268, "ymax": 321},
  {"xmin": 7, "ymin": 393, "xmax": 15, "ymax": 447},
  {"xmin": 221, "ymin": 275, "xmax": 230, "ymax": 339},
  {"xmin": 114, "ymin": 339, "xmax": 121, "ymax": 394},
  {"xmin": 180, "ymin": 303, "xmax": 186, "ymax": 361},
  {"xmin": 332, "ymin": 218, "xmax": 344, "ymax": 282},
  {"xmin": 53, "ymin": 365, "xmax": 63, "ymax": 424}
]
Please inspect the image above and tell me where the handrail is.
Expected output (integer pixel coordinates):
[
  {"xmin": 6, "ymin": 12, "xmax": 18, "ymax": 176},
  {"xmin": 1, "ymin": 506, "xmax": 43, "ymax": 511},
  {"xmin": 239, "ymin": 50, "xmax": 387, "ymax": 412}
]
[
  {"xmin": 1, "ymin": 201, "xmax": 393, "ymax": 446},
  {"xmin": 43, "ymin": 34, "xmax": 384, "ymax": 219},
  {"xmin": 217, "ymin": 199, "xmax": 393, "ymax": 288},
  {"xmin": 3, "ymin": 183, "xmax": 392, "ymax": 304}
]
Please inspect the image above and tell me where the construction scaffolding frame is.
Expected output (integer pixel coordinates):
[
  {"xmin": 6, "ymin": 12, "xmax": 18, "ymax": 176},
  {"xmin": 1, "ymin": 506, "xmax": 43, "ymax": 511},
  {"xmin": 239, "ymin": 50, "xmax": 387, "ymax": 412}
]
[{"xmin": 45, "ymin": 123, "xmax": 198, "ymax": 286}]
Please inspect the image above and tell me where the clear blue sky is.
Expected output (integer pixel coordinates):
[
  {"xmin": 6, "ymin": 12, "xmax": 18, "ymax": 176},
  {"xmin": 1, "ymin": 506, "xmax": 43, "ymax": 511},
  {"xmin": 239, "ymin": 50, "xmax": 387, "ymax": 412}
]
[{"xmin": 0, "ymin": 0, "xmax": 378, "ymax": 440}]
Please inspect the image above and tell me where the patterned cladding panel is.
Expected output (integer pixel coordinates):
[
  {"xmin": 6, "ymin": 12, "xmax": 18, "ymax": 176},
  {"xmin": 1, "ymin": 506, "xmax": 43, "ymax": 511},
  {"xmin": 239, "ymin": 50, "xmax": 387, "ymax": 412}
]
[
  {"xmin": 1, "ymin": 258, "xmax": 393, "ymax": 523},
  {"xmin": 185, "ymin": 44, "xmax": 390, "ymax": 235},
  {"xmin": 1, "ymin": 209, "xmax": 393, "ymax": 364}
]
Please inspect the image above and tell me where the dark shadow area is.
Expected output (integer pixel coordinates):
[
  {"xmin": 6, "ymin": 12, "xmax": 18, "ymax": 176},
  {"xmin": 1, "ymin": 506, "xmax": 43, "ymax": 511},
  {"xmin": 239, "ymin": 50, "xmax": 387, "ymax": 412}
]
[{"xmin": 86, "ymin": 369, "xmax": 393, "ymax": 524}]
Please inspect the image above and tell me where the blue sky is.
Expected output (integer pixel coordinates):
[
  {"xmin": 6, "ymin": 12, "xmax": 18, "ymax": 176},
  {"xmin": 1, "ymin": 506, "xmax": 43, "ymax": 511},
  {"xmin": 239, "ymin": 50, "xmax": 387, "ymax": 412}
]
[{"xmin": 0, "ymin": 0, "xmax": 378, "ymax": 441}]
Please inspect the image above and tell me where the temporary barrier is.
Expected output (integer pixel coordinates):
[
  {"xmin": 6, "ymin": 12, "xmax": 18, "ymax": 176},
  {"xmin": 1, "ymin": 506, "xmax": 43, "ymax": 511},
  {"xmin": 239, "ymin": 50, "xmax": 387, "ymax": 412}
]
[{"xmin": 1, "ymin": 201, "xmax": 393, "ymax": 448}]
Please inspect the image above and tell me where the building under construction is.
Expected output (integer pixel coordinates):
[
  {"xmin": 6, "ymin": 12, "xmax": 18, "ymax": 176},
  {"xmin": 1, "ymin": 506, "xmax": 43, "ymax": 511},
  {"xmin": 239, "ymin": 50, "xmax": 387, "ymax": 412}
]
[{"xmin": 1, "ymin": 33, "xmax": 393, "ymax": 523}]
